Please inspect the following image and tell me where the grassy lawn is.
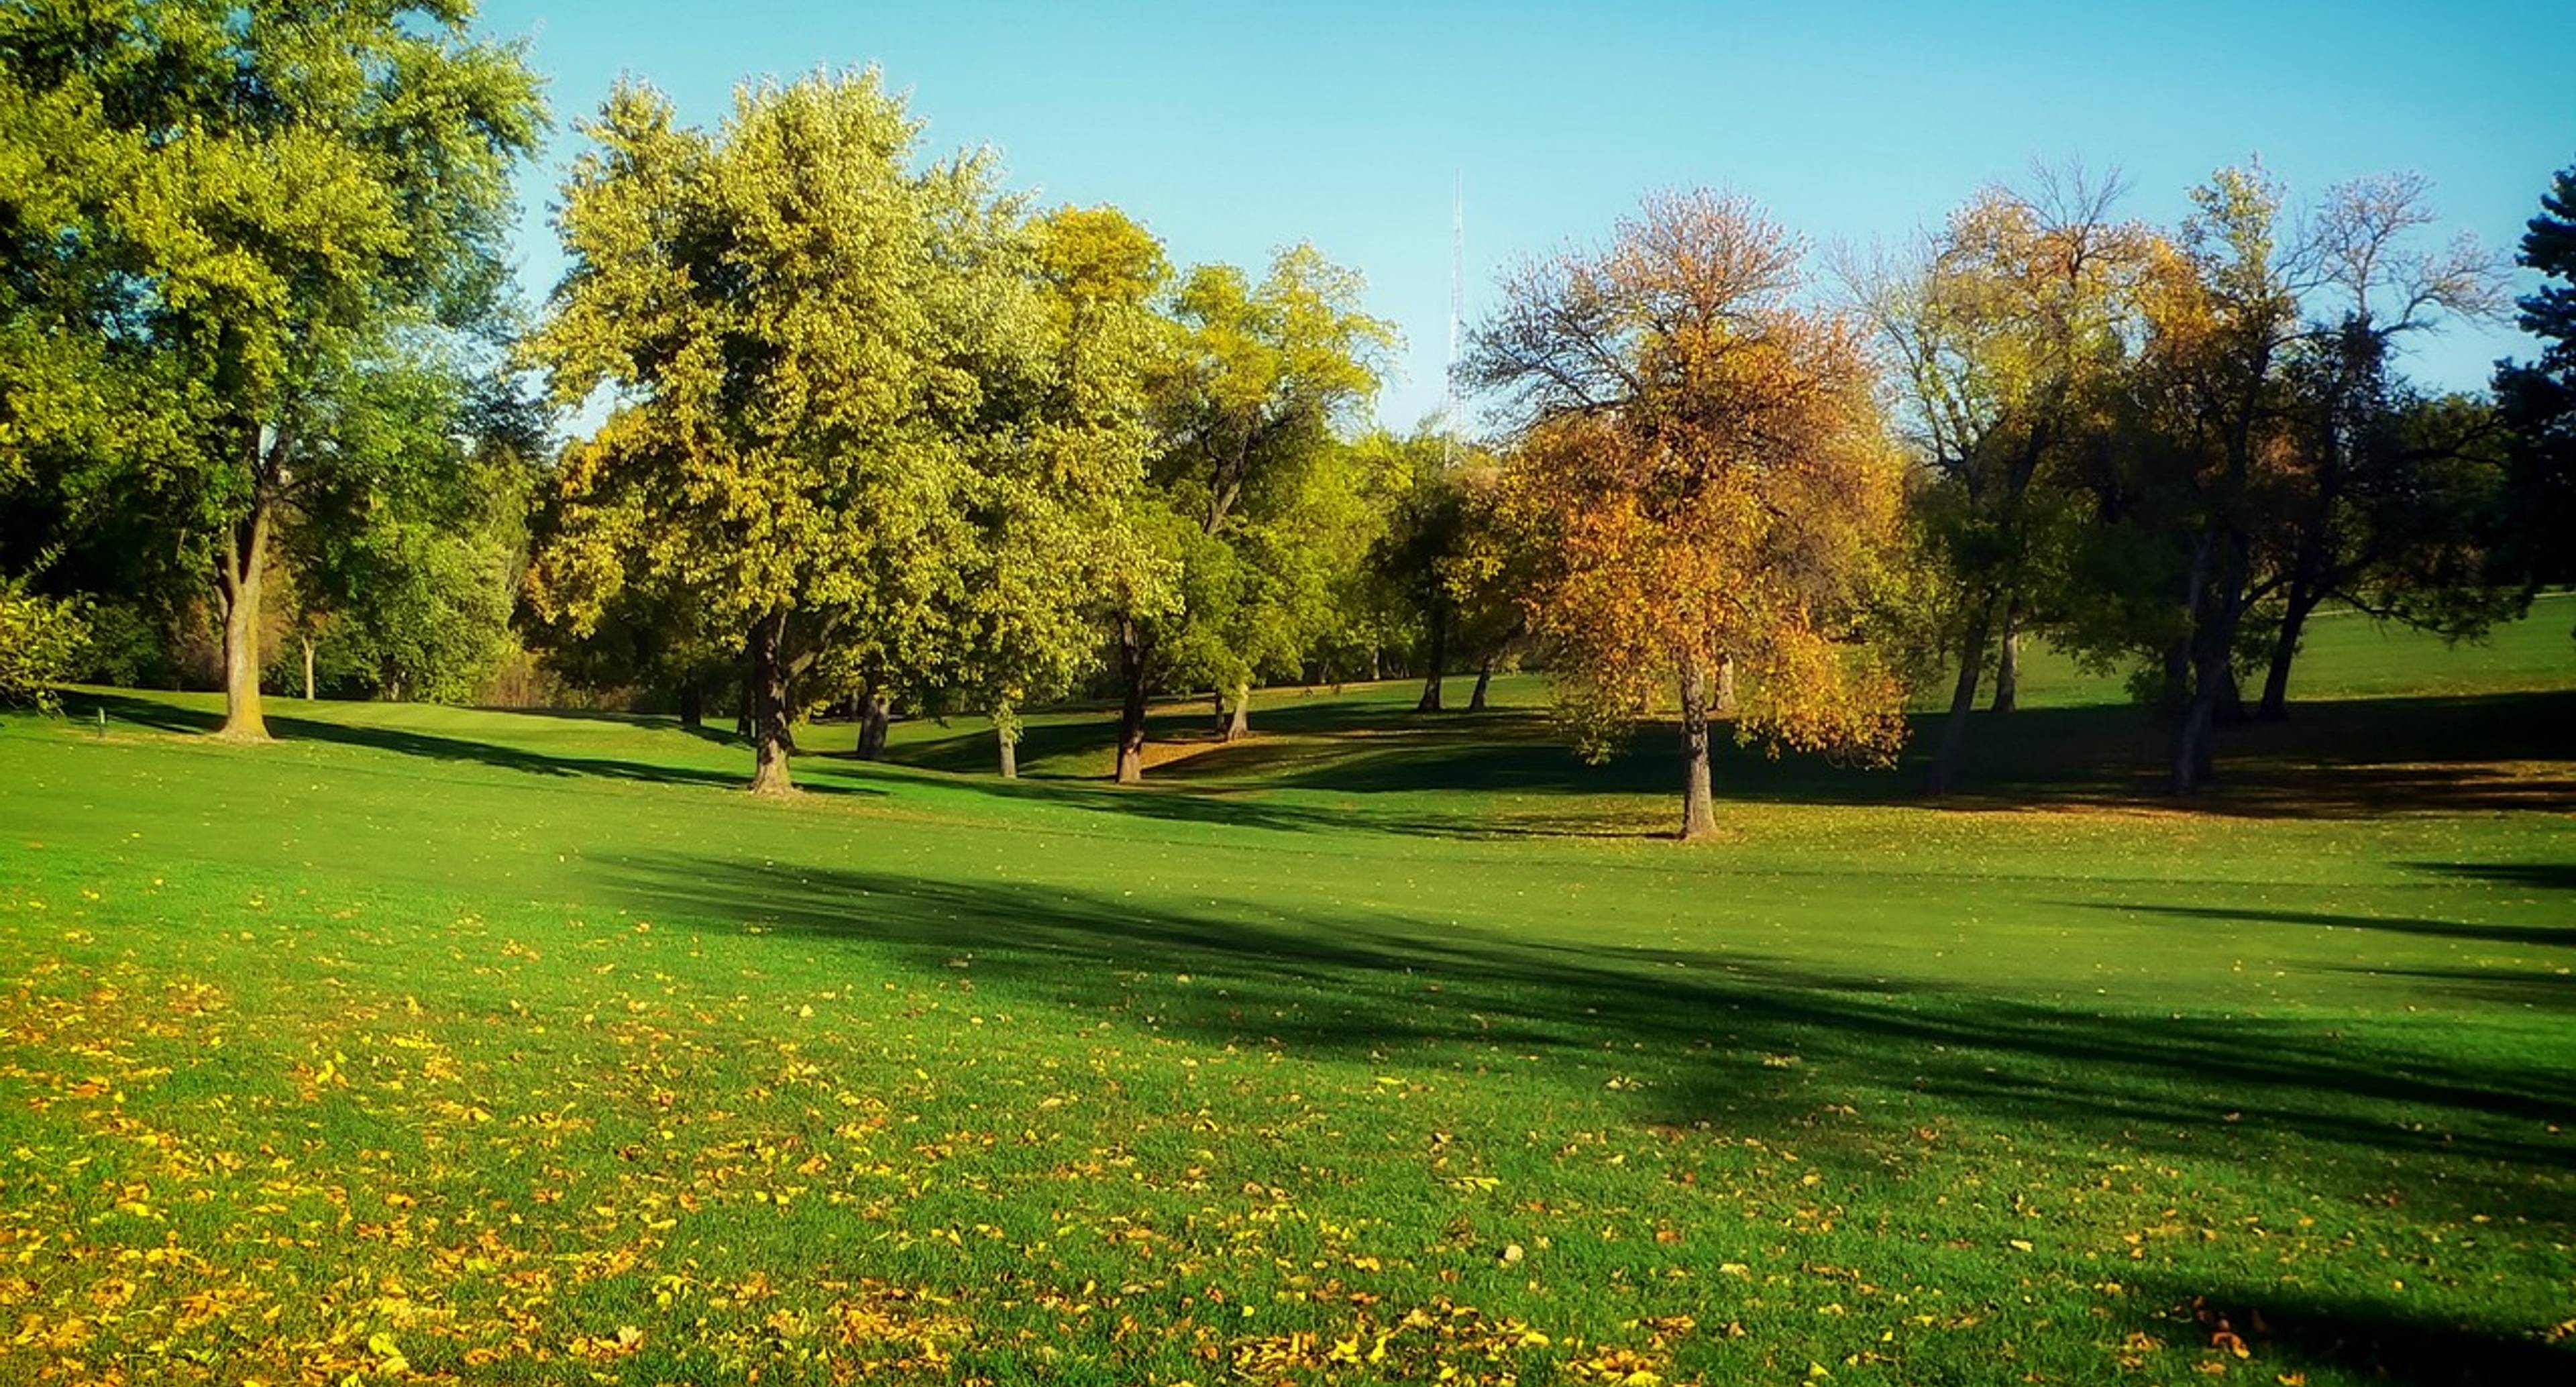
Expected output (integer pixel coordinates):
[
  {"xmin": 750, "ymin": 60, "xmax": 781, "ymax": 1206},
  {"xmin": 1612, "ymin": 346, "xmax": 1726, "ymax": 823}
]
[{"xmin": 1, "ymin": 604, "xmax": 2570, "ymax": 1385}]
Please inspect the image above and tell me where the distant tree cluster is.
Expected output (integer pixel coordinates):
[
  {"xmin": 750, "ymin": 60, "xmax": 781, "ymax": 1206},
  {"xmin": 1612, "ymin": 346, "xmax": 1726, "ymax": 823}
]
[{"xmin": 4, "ymin": 3, "xmax": 2569, "ymax": 831}]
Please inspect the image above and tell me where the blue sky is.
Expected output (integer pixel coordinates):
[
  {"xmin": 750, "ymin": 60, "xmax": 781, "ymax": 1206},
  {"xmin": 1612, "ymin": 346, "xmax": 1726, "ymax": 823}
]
[{"xmin": 476, "ymin": 0, "xmax": 2576, "ymax": 431}]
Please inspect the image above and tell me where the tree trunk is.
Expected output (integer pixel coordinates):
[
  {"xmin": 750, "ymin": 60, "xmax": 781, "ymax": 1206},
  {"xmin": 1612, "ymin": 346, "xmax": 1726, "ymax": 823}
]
[
  {"xmin": 1990, "ymin": 604, "xmax": 2020, "ymax": 714},
  {"xmin": 1677, "ymin": 658, "xmax": 1717, "ymax": 842},
  {"xmin": 2257, "ymin": 587, "xmax": 2318, "ymax": 722},
  {"xmin": 1713, "ymin": 655, "xmax": 1736, "ymax": 715},
  {"xmin": 301, "ymin": 636, "xmax": 315, "ymax": 702},
  {"xmin": 998, "ymin": 724, "xmax": 1017, "ymax": 779},
  {"xmin": 2212, "ymin": 661, "xmax": 2247, "ymax": 728},
  {"xmin": 747, "ymin": 612, "xmax": 795, "ymax": 794},
  {"xmin": 1116, "ymin": 618, "xmax": 1148, "ymax": 784},
  {"xmin": 678, "ymin": 679, "xmax": 704, "ymax": 730},
  {"xmin": 1225, "ymin": 681, "xmax": 1250, "ymax": 741},
  {"xmin": 2171, "ymin": 652, "xmax": 2226, "ymax": 796},
  {"xmin": 1415, "ymin": 607, "xmax": 1448, "ymax": 712},
  {"xmin": 855, "ymin": 690, "xmax": 890, "ymax": 760},
  {"xmin": 215, "ymin": 497, "xmax": 272, "ymax": 740},
  {"xmin": 2158, "ymin": 635, "xmax": 2192, "ymax": 722},
  {"xmin": 1467, "ymin": 657, "xmax": 1493, "ymax": 712},
  {"xmin": 1926, "ymin": 598, "xmax": 1994, "ymax": 797}
]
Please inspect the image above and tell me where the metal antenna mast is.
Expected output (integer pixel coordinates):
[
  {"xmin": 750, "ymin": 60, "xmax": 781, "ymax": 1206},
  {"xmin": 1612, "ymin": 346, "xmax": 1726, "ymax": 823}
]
[{"xmin": 1445, "ymin": 170, "xmax": 1462, "ymax": 466}]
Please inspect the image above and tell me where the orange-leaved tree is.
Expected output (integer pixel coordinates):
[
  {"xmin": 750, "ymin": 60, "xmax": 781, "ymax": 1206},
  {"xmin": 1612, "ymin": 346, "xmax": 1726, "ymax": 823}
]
[{"xmin": 1464, "ymin": 190, "xmax": 1909, "ymax": 840}]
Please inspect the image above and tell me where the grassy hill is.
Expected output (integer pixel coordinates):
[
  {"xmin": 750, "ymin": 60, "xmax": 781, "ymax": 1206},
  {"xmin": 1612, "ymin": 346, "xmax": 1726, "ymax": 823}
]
[{"xmin": 0, "ymin": 602, "xmax": 2569, "ymax": 1385}]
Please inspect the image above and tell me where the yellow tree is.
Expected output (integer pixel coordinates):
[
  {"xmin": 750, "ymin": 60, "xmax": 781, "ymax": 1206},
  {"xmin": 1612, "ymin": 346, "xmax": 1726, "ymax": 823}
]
[{"xmin": 1466, "ymin": 190, "xmax": 1907, "ymax": 840}]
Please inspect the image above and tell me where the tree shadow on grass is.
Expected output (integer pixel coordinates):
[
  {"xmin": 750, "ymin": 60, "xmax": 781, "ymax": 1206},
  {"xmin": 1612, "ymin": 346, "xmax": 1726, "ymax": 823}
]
[
  {"xmin": 595, "ymin": 852, "xmax": 2576, "ymax": 1217},
  {"xmin": 885, "ymin": 689, "xmax": 2576, "ymax": 832},
  {"xmin": 2408, "ymin": 861, "xmax": 2576, "ymax": 893},
  {"xmin": 2067, "ymin": 900, "xmax": 2576, "ymax": 950},
  {"xmin": 72, "ymin": 691, "xmax": 881, "ymax": 799},
  {"xmin": 2330, "ymin": 964, "xmax": 2576, "ymax": 1013},
  {"xmin": 2127, "ymin": 1278, "xmax": 2575, "ymax": 1386}
]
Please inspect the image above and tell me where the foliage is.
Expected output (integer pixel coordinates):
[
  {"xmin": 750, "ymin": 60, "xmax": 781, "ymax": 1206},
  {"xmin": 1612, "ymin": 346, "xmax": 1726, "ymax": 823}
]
[
  {"xmin": 933, "ymin": 205, "xmax": 1175, "ymax": 764},
  {"xmin": 1112, "ymin": 245, "xmax": 1395, "ymax": 775},
  {"xmin": 0, "ymin": 0, "xmax": 546, "ymax": 738},
  {"xmin": 0, "ymin": 579, "xmax": 84, "ymax": 710},
  {"xmin": 2495, "ymin": 160, "xmax": 2576, "ymax": 598},
  {"xmin": 1468, "ymin": 190, "xmax": 1909, "ymax": 834},
  {"xmin": 525, "ymin": 70, "xmax": 1035, "ymax": 790}
]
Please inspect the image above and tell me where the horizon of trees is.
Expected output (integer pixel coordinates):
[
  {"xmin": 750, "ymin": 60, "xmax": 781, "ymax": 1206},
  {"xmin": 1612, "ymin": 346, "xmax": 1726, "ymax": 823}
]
[{"xmin": 5, "ymin": 3, "xmax": 2571, "ymax": 830}]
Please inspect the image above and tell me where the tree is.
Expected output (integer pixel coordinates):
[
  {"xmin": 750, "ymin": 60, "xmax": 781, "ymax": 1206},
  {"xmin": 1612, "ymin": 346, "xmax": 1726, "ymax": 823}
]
[
  {"xmin": 1112, "ymin": 246, "xmax": 1393, "ymax": 782},
  {"xmin": 2495, "ymin": 160, "xmax": 2576, "ymax": 608},
  {"xmin": 939, "ymin": 205, "xmax": 1173, "ymax": 777},
  {"xmin": 2253, "ymin": 173, "xmax": 2506, "ymax": 718},
  {"xmin": 1856, "ymin": 168, "xmax": 2163, "ymax": 792},
  {"xmin": 287, "ymin": 366, "xmax": 539, "ymax": 703},
  {"xmin": 1362, "ymin": 429, "xmax": 1474, "ymax": 711},
  {"xmin": 1466, "ymin": 190, "xmax": 1909, "ymax": 840},
  {"xmin": 0, "ymin": 0, "xmax": 545, "ymax": 740},
  {"xmin": 525, "ymin": 72, "xmax": 1029, "ymax": 793},
  {"xmin": 2108, "ymin": 164, "xmax": 2312, "ymax": 793}
]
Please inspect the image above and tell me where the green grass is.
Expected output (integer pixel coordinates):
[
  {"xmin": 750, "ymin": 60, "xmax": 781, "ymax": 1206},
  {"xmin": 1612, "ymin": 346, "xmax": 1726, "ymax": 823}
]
[{"xmin": 1, "ymin": 606, "xmax": 2571, "ymax": 1386}]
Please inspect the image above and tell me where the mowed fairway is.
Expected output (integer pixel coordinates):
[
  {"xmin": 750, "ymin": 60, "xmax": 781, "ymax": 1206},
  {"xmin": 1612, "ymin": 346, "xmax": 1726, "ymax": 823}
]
[{"xmin": 2, "ymin": 607, "xmax": 2572, "ymax": 1386}]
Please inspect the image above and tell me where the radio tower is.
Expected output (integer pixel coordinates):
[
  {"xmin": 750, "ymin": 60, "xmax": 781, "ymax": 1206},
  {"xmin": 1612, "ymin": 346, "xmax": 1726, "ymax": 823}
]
[{"xmin": 1444, "ymin": 170, "xmax": 1462, "ymax": 467}]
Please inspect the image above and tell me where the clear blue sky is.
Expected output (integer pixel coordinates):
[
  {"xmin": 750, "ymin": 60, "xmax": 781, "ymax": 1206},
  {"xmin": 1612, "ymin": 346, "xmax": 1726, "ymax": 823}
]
[{"xmin": 476, "ymin": 0, "xmax": 2575, "ymax": 430}]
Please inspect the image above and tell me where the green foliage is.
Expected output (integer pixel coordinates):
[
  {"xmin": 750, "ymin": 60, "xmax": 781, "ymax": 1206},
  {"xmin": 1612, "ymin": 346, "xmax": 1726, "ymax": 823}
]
[
  {"xmin": 1136, "ymin": 245, "xmax": 1398, "ymax": 700},
  {"xmin": 2496, "ymin": 161, "xmax": 2576, "ymax": 594},
  {"xmin": 0, "ymin": 0, "xmax": 546, "ymax": 732},
  {"xmin": 0, "ymin": 578, "xmax": 85, "ymax": 709},
  {"xmin": 527, "ymin": 72, "xmax": 1039, "ymax": 777},
  {"xmin": 934, "ymin": 205, "xmax": 1176, "ymax": 742}
]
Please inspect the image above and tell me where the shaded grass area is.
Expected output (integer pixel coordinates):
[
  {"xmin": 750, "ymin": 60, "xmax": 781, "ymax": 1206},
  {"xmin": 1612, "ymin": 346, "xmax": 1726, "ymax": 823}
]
[{"xmin": 0, "ymin": 605, "xmax": 2570, "ymax": 1385}]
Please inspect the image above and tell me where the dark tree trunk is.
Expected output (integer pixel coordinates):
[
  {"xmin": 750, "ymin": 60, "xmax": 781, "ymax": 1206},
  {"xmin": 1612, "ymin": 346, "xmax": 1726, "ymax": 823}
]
[
  {"xmin": 2212, "ymin": 661, "xmax": 2247, "ymax": 728},
  {"xmin": 1678, "ymin": 658, "xmax": 1717, "ymax": 842},
  {"xmin": 1990, "ymin": 603, "xmax": 2020, "ymax": 714},
  {"xmin": 2159, "ymin": 635, "xmax": 2193, "ymax": 722},
  {"xmin": 1415, "ymin": 607, "xmax": 1448, "ymax": 712},
  {"xmin": 855, "ymin": 690, "xmax": 890, "ymax": 760},
  {"xmin": 2171, "ymin": 537, "xmax": 2251, "ymax": 793},
  {"xmin": 747, "ymin": 612, "xmax": 794, "ymax": 794},
  {"xmin": 216, "ymin": 498, "xmax": 273, "ymax": 740},
  {"xmin": 1467, "ymin": 657, "xmax": 1493, "ymax": 712},
  {"xmin": 2257, "ymin": 586, "xmax": 2318, "ymax": 722},
  {"xmin": 1116, "ymin": 617, "xmax": 1148, "ymax": 784},
  {"xmin": 678, "ymin": 679, "xmax": 704, "ymax": 730},
  {"xmin": 1927, "ymin": 598, "xmax": 1994, "ymax": 797}
]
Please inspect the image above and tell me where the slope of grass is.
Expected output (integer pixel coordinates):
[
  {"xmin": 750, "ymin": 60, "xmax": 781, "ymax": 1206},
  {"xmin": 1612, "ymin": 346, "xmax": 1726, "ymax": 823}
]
[{"xmin": 0, "ymin": 608, "xmax": 2570, "ymax": 1386}]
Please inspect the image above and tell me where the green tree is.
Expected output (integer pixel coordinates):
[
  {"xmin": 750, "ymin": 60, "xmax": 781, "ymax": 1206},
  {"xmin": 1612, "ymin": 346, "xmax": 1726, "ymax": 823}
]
[
  {"xmin": 1856, "ymin": 168, "xmax": 2163, "ymax": 793},
  {"xmin": 1112, "ymin": 246, "xmax": 1394, "ymax": 781},
  {"xmin": 288, "ymin": 366, "xmax": 541, "ymax": 702},
  {"xmin": 0, "ymin": 0, "xmax": 544, "ymax": 740},
  {"xmin": 2253, "ymin": 173, "xmax": 2506, "ymax": 718},
  {"xmin": 2494, "ymin": 160, "xmax": 2576, "ymax": 607},
  {"xmin": 938, "ymin": 205, "xmax": 1173, "ymax": 776},
  {"xmin": 526, "ymin": 72, "xmax": 1031, "ymax": 793}
]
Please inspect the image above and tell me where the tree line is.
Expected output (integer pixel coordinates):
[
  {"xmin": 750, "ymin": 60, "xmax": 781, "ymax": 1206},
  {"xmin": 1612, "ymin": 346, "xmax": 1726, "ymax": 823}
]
[{"xmin": 4, "ymin": 3, "xmax": 2570, "ymax": 836}]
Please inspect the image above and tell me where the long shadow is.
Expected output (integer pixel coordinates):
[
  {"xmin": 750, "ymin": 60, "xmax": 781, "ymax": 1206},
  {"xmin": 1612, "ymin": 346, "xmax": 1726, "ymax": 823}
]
[
  {"xmin": 887, "ymin": 689, "xmax": 2576, "ymax": 829},
  {"xmin": 2126, "ymin": 1278, "xmax": 2574, "ymax": 1386},
  {"xmin": 594, "ymin": 852, "xmax": 2576, "ymax": 1208},
  {"xmin": 2332, "ymin": 964, "xmax": 2576, "ymax": 1012},
  {"xmin": 2079, "ymin": 900, "xmax": 2576, "ymax": 950},
  {"xmin": 2409, "ymin": 861, "xmax": 2576, "ymax": 893},
  {"xmin": 74, "ymin": 691, "xmax": 878, "ymax": 798}
]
